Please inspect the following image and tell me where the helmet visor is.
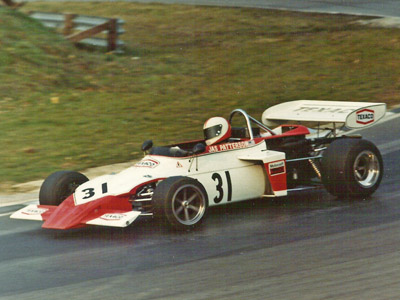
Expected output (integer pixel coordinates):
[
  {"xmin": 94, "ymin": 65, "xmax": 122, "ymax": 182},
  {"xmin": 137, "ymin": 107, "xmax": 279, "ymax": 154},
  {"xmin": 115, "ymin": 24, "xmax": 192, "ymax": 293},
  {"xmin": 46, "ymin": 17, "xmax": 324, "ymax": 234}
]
[{"xmin": 204, "ymin": 124, "xmax": 223, "ymax": 140}]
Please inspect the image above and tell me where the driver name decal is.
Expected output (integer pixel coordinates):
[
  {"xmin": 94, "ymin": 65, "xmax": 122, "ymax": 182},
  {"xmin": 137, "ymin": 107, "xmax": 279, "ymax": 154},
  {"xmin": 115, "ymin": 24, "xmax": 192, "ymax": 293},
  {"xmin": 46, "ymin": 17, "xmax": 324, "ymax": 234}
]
[
  {"xmin": 356, "ymin": 109, "xmax": 374, "ymax": 125},
  {"xmin": 208, "ymin": 141, "xmax": 248, "ymax": 153},
  {"xmin": 135, "ymin": 159, "xmax": 160, "ymax": 168}
]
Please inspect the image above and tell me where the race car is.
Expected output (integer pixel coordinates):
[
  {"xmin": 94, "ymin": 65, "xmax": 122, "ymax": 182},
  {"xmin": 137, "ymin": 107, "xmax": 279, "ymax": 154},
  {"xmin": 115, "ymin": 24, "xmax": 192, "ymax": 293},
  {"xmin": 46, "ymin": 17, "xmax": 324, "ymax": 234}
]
[{"xmin": 11, "ymin": 100, "xmax": 386, "ymax": 230}]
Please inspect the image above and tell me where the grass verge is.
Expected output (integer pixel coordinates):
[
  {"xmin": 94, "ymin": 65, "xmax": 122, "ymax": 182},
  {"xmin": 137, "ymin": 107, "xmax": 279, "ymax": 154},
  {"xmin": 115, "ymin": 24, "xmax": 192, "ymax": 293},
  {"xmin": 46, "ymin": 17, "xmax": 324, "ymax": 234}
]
[{"xmin": 0, "ymin": 2, "xmax": 399, "ymax": 184}]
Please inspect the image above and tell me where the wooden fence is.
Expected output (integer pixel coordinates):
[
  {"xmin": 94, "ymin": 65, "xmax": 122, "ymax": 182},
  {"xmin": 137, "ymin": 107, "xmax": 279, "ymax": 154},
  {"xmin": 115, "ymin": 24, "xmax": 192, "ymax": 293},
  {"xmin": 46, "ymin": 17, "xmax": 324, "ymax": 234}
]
[
  {"xmin": 29, "ymin": 12, "xmax": 125, "ymax": 52},
  {"xmin": 1, "ymin": 0, "xmax": 23, "ymax": 8}
]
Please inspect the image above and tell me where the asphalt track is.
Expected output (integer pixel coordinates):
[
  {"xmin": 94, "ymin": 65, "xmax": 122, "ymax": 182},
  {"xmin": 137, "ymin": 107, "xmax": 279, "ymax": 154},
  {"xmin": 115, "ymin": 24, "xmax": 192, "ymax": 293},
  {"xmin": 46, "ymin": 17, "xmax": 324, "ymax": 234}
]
[
  {"xmin": 23, "ymin": 0, "xmax": 400, "ymax": 17},
  {"xmin": 35, "ymin": 0, "xmax": 399, "ymax": 18},
  {"xmin": 2, "ymin": 1, "xmax": 400, "ymax": 299}
]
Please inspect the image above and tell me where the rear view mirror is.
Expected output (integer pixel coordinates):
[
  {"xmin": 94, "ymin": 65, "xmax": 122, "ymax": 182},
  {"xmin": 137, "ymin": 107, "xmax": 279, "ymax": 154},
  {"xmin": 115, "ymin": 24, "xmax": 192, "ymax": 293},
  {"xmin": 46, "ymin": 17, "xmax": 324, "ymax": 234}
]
[{"xmin": 141, "ymin": 140, "xmax": 153, "ymax": 152}]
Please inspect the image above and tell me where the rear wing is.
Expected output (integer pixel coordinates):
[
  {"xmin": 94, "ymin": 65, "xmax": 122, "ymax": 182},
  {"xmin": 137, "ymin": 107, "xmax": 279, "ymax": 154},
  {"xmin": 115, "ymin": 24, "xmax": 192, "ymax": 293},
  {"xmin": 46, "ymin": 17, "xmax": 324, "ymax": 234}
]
[{"xmin": 262, "ymin": 100, "xmax": 386, "ymax": 129}]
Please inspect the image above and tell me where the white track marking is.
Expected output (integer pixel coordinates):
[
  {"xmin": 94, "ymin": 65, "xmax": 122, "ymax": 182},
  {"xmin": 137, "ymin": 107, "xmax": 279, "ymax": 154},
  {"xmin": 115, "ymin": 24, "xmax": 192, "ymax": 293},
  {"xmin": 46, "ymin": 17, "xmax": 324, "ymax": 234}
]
[
  {"xmin": 0, "ymin": 199, "xmax": 38, "ymax": 208},
  {"xmin": 378, "ymin": 140, "xmax": 400, "ymax": 155},
  {"xmin": 0, "ymin": 200, "xmax": 39, "ymax": 218},
  {"xmin": 0, "ymin": 212, "xmax": 14, "ymax": 218}
]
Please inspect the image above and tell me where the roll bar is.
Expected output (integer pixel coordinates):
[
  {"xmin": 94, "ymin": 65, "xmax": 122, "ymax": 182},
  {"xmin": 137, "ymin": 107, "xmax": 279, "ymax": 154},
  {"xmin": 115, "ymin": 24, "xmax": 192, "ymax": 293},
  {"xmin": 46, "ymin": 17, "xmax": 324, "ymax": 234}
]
[{"xmin": 229, "ymin": 109, "xmax": 276, "ymax": 140}]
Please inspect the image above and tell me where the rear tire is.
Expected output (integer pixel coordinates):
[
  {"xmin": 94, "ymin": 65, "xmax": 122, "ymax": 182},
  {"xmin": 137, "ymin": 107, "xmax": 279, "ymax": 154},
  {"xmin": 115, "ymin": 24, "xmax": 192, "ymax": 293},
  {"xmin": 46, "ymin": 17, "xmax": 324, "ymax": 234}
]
[
  {"xmin": 39, "ymin": 171, "xmax": 89, "ymax": 206},
  {"xmin": 321, "ymin": 138, "xmax": 383, "ymax": 198},
  {"xmin": 152, "ymin": 177, "xmax": 208, "ymax": 231}
]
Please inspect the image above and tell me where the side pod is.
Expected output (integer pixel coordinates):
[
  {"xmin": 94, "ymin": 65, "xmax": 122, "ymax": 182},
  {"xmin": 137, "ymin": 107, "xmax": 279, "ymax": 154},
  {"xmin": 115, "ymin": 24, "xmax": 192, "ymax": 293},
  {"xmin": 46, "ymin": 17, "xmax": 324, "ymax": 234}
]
[{"xmin": 238, "ymin": 150, "xmax": 287, "ymax": 197}]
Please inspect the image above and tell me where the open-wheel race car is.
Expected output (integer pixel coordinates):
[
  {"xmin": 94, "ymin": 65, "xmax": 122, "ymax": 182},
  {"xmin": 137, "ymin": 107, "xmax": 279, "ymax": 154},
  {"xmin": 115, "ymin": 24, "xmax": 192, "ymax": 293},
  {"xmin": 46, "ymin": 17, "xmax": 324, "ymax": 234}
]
[{"xmin": 11, "ymin": 100, "xmax": 386, "ymax": 230}]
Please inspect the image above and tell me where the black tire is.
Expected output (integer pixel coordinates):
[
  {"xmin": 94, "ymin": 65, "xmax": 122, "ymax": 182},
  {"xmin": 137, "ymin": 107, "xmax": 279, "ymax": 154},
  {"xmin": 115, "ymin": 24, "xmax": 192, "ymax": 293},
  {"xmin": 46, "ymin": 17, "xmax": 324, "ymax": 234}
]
[
  {"xmin": 321, "ymin": 138, "xmax": 383, "ymax": 199},
  {"xmin": 152, "ymin": 176, "xmax": 208, "ymax": 231},
  {"xmin": 39, "ymin": 171, "xmax": 89, "ymax": 206}
]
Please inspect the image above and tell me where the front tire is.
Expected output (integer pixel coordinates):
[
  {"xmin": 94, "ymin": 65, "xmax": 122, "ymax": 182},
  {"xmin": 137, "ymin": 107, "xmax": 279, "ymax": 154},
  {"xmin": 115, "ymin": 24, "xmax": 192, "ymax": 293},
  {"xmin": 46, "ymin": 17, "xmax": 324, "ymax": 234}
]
[
  {"xmin": 39, "ymin": 171, "xmax": 89, "ymax": 206},
  {"xmin": 321, "ymin": 138, "xmax": 383, "ymax": 198},
  {"xmin": 152, "ymin": 177, "xmax": 208, "ymax": 231}
]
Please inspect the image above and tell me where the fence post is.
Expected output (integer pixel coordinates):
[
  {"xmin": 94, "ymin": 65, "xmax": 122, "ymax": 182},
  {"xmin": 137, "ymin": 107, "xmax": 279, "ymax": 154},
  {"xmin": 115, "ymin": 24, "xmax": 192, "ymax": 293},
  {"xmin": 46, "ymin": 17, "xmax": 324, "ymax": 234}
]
[
  {"xmin": 63, "ymin": 14, "xmax": 76, "ymax": 36},
  {"xmin": 1, "ymin": 0, "xmax": 23, "ymax": 8},
  {"xmin": 107, "ymin": 19, "xmax": 117, "ymax": 52}
]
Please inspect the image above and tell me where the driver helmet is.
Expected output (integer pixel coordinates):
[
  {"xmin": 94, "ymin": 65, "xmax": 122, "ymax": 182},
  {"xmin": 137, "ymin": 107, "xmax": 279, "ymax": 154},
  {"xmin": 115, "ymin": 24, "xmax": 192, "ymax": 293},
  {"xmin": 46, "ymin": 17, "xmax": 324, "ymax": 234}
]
[{"xmin": 203, "ymin": 117, "xmax": 231, "ymax": 146}]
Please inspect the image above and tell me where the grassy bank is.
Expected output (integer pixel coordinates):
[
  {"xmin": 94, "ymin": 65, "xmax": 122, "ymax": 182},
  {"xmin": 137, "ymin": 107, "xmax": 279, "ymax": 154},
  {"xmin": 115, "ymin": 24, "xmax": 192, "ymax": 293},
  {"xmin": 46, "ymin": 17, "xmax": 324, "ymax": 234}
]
[{"xmin": 0, "ymin": 2, "xmax": 399, "ymax": 184}]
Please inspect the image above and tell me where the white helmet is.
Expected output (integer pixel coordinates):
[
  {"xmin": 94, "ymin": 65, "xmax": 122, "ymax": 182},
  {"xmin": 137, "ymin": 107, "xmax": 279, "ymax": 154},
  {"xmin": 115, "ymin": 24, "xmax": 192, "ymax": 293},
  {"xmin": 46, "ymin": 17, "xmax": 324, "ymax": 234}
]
[{"xmin": 203, "ymin": 117, "xmax": 231, "ymax": 146}]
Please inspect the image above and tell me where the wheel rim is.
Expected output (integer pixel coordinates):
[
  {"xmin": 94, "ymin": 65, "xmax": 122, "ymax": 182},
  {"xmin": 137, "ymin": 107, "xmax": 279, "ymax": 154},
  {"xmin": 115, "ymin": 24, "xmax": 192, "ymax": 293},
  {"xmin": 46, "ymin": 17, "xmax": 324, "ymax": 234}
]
[
  {"xmin": 353, "ymin": 150, "xmax": 380, "ymax": 188},
  {"xmin": 172, "ymin": 184, "xmax": 206, "ymax": 226}
]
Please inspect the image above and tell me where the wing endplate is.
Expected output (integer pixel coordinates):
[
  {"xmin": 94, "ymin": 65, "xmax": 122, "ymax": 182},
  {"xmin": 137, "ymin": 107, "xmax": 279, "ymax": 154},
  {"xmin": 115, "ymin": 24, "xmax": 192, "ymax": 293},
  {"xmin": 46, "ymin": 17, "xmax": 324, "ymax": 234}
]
[{"xmin": 10, "ymin": 204, "xmax": 56, "ymax": 221}]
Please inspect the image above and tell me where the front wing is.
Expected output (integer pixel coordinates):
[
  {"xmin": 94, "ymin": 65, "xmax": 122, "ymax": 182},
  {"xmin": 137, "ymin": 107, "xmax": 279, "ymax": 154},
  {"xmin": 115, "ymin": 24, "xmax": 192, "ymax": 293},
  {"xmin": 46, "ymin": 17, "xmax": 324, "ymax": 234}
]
[{"xmin": 10, "ymin": 204, "xmax": 141, "ymax": 228}]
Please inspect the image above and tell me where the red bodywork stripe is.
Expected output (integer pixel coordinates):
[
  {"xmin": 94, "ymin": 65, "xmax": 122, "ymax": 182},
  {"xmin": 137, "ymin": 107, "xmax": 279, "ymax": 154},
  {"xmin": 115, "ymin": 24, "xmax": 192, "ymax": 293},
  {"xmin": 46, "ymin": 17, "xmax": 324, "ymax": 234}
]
[{"xmin": 38, "ymin": 205, "xmax": 57, "ymax": 221}]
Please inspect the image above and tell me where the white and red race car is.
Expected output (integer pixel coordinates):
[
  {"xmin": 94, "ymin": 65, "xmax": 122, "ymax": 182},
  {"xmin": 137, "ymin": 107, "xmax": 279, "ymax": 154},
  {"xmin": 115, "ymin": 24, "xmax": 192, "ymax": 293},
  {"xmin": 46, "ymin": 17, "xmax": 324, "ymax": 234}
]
[{"xmin": 11, "ymin": 100, "xmax": 386, "ymax": 230}]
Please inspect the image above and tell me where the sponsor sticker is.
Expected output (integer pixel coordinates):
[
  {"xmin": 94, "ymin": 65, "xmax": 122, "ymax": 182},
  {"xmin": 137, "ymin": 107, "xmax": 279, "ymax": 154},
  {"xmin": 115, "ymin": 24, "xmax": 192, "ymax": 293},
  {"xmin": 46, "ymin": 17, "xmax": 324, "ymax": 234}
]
[
  {"xmin": 135, "ymin": 159, "xmax": 160, "ymax": 168},
  {"xmin": 22, "ymin": 207, "xmax": 48, "ymax": 216},
  {"xmin": 294, "ymin": 106, "xmax": 354, "ymax": 114},
  {"xmin": 356, "ymin": 109, "xmax": 374, "ymax": 125},
  {"xmin": 269, "ymin": 160, "xmax": 286, "ymax": 176},
  {"xmin": 100, "ymin": 213, "xmax": 126, "ymax": 221}
]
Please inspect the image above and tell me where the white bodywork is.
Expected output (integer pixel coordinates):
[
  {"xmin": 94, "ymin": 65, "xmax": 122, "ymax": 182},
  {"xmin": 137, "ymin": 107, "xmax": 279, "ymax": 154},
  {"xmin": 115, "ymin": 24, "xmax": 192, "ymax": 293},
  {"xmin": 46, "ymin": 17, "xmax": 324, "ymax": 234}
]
[{"xmin": 73, "ymin": 141, "xmax": 283, "ymax": 208}]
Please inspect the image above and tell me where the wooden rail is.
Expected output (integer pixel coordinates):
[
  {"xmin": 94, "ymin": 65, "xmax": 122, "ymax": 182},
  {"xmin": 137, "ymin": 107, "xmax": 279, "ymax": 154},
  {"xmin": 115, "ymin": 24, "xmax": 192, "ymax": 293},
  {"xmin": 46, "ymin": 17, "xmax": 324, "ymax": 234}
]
[
  {"xmin": 1, "ymin": 0, "xmax": 24, "ymax": 8},
  {"xmin": 29, "ymin": 12, "xmax": 125, "ymax": 52}
]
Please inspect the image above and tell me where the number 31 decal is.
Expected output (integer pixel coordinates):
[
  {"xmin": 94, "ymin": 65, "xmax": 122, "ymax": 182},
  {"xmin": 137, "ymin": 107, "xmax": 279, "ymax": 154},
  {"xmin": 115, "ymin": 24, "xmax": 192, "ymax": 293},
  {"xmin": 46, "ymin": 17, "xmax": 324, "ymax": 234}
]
[
  {"xmin": 81, "ymin": 182, "xmax": 108, "ymax": 200},
  {"xmin": 212, "ymin": 171, "xmax": 232, "ymax": 204}
]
